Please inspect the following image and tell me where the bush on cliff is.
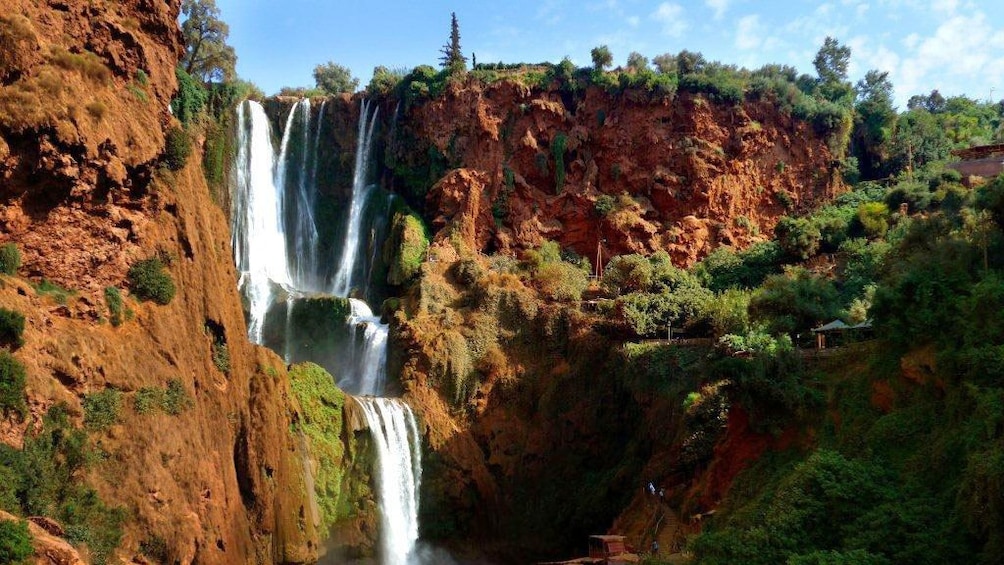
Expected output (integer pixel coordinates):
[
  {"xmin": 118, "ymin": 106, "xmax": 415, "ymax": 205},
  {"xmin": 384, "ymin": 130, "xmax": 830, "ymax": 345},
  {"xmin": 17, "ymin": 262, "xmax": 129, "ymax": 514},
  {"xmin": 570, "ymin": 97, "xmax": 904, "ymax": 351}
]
[
  {"xmin": 0, "ymin": 351, "xmax": 26, "ymax": 417},
  {"xmin": 0, "ymin": 518, "xmax": 33, "ymax": 563},
  {"xmin": 0, "ymin": 308, "xmax": 25, "ymax": 348},
  {"xmin": 163, "ymin": 126, "xmax": 192, "ymax": 171},
  {"xmin": 127, "ymin": 258, "xmax": 176, "ymax": 305},
  {"xmin": 0, "ymin": 404, "xmax": 124, "ymax": 564},
  {"xmin": 0, "ymin": 243, "xmax": 20, "ymax": 276}
]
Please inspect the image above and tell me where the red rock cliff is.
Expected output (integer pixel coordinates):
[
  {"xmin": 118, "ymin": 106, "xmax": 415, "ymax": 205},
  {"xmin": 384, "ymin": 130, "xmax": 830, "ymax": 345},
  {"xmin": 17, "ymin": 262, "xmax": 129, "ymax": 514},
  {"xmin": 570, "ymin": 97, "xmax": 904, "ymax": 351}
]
[
  {"xmin": 0, "ymin": 1, "xmax": 316, "ymax": 563},
  {"xmin": 388, "ymin": 77, "xmax": 842, "ymax": 265}
]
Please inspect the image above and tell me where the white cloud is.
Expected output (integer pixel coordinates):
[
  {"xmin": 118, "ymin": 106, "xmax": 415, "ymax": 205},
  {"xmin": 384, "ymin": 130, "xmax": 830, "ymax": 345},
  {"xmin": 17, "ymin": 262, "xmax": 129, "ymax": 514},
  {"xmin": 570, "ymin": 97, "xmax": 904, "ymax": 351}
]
[
  {"xmin": 736, "ymin": 15, "xmax": 763, "ymax": 50},
  {"xmin": 652, "ymin": 3, "xmax": 687, "ymax": 38},
  {"xmin": 626, "ymin": 15, "xmax": 640, "ymax": 27},
  {"xmin": 705, "ymin": 0, "xmax": 730, "ymax": 20},
  {"xmin": 931, "ymin": 0, "xmax": 959, "ymax": 14}
]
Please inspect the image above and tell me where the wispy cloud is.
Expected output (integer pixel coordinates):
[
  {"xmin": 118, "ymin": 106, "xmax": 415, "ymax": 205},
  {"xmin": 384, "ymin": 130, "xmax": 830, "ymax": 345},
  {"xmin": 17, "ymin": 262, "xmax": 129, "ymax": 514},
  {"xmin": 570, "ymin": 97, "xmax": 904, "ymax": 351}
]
[
  {"xmin": 705, "ymin": 0, "xmax": 730, "ymax": 20},
  {"xmin": 652, "ymin": 3, "xmax": 687, "ymax": 38}
]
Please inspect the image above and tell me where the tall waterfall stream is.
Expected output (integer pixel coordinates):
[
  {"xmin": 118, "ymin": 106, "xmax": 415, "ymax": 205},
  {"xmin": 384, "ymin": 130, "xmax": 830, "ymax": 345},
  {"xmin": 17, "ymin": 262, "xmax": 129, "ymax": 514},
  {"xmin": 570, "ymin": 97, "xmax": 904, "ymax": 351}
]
[{"xmin": 231, "ymin": 99, "xmax": 421, "ymax": 564}]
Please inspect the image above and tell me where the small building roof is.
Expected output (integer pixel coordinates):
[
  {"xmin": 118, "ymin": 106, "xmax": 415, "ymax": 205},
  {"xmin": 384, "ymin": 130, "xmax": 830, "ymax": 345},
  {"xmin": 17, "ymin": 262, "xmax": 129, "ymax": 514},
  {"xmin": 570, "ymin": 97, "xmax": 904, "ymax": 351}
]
[{"xmin": 812, "ymin": 319, "xmax": 850, "ymax": 333}]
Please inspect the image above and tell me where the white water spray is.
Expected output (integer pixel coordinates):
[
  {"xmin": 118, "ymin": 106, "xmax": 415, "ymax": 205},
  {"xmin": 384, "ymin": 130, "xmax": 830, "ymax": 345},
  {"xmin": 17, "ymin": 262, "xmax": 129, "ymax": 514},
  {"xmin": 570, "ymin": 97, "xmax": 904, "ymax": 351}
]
[
  {"xmin": 357, "ymin": 397, "xmax": 422, "ymax": 565},
  {"xmin": 231, "ymin": 100, "xmax": 290, "ymax": 343}
]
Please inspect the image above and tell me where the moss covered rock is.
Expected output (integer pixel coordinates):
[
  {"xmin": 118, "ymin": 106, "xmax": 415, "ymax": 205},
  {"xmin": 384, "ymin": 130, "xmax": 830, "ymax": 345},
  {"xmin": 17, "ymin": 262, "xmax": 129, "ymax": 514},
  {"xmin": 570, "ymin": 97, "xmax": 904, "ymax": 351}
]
[{"xmin": 385, "ymin": 209, "xmax": 429, "ymax": 286}]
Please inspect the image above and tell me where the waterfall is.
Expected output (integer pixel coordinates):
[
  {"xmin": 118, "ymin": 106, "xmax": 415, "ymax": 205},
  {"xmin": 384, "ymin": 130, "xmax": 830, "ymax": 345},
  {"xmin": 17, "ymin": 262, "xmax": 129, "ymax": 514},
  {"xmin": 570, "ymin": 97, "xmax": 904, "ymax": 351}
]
[
  {"xmin": 231, "ymin": 97, "xmax": 423, "ymax": 563},
  {"xmin": 231, "ymin": 100, "xmax": 290, "ymax": 344},
  {"xmin": 339, "ymin": 298, "xmax": 388, "ymax": 396},
  {"xmin": 357, "ymin": 397, "xmax": 422, "ymax": 565},
  {"xmin": 331, "ymin": 100, "xmax": 380, "ymax": 298}
]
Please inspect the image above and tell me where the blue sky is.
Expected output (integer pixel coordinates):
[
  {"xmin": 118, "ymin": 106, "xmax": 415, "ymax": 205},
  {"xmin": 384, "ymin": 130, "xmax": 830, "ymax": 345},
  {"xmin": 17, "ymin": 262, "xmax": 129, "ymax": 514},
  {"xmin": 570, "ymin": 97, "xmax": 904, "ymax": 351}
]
[{"xmin": 215, "ymin": 0, "xmax": 1004, "ymax": 107}]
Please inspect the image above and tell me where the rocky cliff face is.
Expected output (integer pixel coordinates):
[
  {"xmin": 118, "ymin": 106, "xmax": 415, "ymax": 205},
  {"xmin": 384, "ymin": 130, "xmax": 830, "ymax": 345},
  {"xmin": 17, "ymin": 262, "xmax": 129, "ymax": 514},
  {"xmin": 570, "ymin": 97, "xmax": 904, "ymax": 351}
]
[
  {"xmin": 385, "ymin": 78, "xmax": 842, "ymax": 265},
  {"xmin": 0, "ymin": 2, "xmax": 317, "ymax": 563}
]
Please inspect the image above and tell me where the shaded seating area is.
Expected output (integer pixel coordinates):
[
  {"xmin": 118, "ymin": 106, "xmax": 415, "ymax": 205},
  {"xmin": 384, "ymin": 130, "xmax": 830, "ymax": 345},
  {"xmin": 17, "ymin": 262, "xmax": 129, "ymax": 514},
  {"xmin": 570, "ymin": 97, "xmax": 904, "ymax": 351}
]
[{"xmin": 811, "ymin": 319, "xmax": 873, "ymax": 349}]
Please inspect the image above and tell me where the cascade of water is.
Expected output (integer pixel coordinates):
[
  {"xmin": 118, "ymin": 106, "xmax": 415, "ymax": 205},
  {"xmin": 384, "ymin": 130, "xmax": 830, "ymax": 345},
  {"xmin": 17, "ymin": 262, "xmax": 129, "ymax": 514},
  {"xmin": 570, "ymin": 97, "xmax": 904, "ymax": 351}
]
[
  {"xmin": 339, "ymin": 298, "xmax": 388, "ymax": 396},
  {"xmin": 356, "ymin": 397, "xmax": 422, "ymax": 565},
  {"xmin": 231, "ymin": 100, "xmax": 290, "ymax": 344},
  {"xmin": 331, "ymin": 100, "xmax": 380, "ymax": 298}
]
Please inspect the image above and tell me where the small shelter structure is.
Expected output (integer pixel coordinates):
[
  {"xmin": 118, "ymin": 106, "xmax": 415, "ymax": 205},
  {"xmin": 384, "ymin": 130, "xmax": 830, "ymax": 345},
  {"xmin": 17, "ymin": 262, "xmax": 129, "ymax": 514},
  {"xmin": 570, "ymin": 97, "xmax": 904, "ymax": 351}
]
[
  {"xmin": 947, "ymin": 143, "xmax": 1004, "ymax": 180},
  {"xmin": 811, "ymin": 319, "xmax": 873, "ymax": 349}
]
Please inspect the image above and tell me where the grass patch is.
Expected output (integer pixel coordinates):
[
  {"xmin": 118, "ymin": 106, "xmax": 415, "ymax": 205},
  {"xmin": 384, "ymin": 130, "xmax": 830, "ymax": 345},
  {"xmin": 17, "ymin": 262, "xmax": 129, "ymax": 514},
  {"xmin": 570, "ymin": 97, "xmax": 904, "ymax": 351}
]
[
  {"xmin": 32, "ymin": 279, "xmax": 74, "ymax": 305},
  {"xmin": 133, "ymin": 387, "xmax": 164, "ymax": 415},
  {"xmin": 0, "ymin": 518, "xmax": 33, "ymax": 563},
  {"xmin": 103, "ymin": 287, "xmax": 124, "ymax": 327},
  {"xmin": 49, "ymin": 47, "xmax": 110, "ymax": 83}
]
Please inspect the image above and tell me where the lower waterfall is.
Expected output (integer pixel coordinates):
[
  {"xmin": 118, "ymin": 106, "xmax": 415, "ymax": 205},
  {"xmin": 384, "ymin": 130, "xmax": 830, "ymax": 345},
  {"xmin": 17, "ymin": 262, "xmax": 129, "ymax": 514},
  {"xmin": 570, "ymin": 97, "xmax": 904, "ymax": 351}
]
[{"xmin": 356, "ymin": 398, "xmax": 423, "ymax": 565}]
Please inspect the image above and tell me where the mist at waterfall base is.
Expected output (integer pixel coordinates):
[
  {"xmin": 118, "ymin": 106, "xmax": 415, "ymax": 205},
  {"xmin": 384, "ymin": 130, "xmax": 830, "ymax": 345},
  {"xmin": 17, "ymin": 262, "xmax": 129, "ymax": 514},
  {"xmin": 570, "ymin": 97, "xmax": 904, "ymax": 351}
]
[{"xmin": 230, "ymin": 98, "xmax": 453, "ymax": 564}]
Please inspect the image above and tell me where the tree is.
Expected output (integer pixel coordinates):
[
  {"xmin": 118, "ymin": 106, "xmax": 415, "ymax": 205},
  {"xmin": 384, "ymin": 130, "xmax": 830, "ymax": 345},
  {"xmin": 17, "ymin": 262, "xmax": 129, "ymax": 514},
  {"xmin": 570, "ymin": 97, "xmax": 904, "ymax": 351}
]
[
  {"xmin": 775, "ymin": 216, "xmax": 821, "ymax": 260},
  {"xmin": 313, "ymin": 61, "xmax": 358, "ymax": 94},
  {"xmin": 652, "ymin": 53, "xmax": 676, "ymax": 74},
  {"xmin": 439, "ymin": 12, "xmax": 467, "ymax": 72},
  {"xmin": 590, "ymin": 45, "xmax": 613, "ymax": 71},
  {"xmin": 626, "ymin": 52, "xmax": 649, "ymax": 72},
  {"xmin": 813, "ymin": 36, "xmax": 852, "ymax": 103},
  {"xmin": 853, "ymin": 70, "xmax": 897, "ymax": 179},
  {"xmin": 180, "ymin": 0, "xmax": 236, "ymax": 83},
  {"xmin": 907, "ymin": 89, "xmax": 947, "ymax": 113},
  {"xmin": 813, "ymin": 36, "xmax": 850, "ymax": 85},
  {"xmin": 676, "ymin": 49, "xmax": 707, "ymax": 74}
]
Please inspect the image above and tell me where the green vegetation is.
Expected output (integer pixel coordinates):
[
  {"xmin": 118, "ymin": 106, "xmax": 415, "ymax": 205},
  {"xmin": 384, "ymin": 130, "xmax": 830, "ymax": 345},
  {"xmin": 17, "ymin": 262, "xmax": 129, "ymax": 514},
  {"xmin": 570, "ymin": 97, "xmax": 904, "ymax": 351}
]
[
  {"xmin": 103, "ymin": 287, "xmax": 124, "ymax": 327},
  {"xmin": 385, "ymin": 208, "xmax": 430, "ymax": 286},
  {"xmin": 163, "ymin": 126, "xmax": 192, "ymax": 171},
  {"xmin": 163, "ymin": 379, "xmax": 192, "ymax": 415},
  {"xmin": 551, "ymin": 133, "xmax": 568, "ymax": 193},
  {"xmin": 180, "ymin": 0, "xmax": 236, "ymax": 83},
  {"xmin": 0, "ymin": 351, "xmax": 27, "ymax": 417},
  {"xmin": 134, "ymin": 380, "xmax": 192, "ymax": 416},
  {"xmin": 31, "ymin": 279, "xmax": 74, "ymax": 305},
  {"xmin": 83, "ymin": 389, "xmax": 122, "ymax": 431},
  {"xmin": 313, "ymin": 61, "xmax": 358, "ymax": 94},
  {"xmin": 212, "ymin": 339, "xmax": 231, "ymax": 373},
  {"xmin": 288, "ymin": 363, "xmax": 349, "ymax": 534},
  {"xmin": 127, "ymin": 258, "xmax": 176, "ymax": 305},
  {"xmin": 0, "ymin": 519, "xmax": 33, "ymax": 563},
  {"xmin": 0, "ymin": 243, "xmax": 20, "ymax": 275},
  {"xmin": 526, "ymin": 241, "xmax": 589, "ymax": 302},
  {"xmin": 0, "ymin": 308, "xmax": 25, "ymax": 348},
  {"xmin": 0, "ymin": 404, "xmax": 124, "ymax": 564},
  {"xmin": 438, "ymin": 12, "xmax": 466, "ymax": 73}
]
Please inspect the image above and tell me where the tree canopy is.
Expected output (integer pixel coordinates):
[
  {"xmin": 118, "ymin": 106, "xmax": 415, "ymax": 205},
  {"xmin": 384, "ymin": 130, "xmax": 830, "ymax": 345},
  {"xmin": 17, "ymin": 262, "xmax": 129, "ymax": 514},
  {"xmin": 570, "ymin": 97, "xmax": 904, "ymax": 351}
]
[
  {"xmin": 313, "ymin": 61, "xmax": 359, "ymax": 94},
  {"xmin": 590, "ymin": 45, "xmax": 613, "ymax": 70},
  {"xmin": 180, "ymin": 0, "xmax": 236, "ymax": 83}
]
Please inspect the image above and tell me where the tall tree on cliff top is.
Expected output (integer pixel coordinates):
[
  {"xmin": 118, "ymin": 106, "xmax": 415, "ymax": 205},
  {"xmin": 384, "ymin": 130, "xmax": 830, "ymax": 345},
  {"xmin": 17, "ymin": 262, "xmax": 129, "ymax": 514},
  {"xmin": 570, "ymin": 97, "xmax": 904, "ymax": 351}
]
[
  {"xmin": 813, "ymin": 36, "xmax": 853, "ymax": 104},
  {"xmin": 439, "ymin": 12, "xmax": 467, "ymax": 72},
  {"xmin": 181, "ymin": 0, "xmax": 236, "ymax": 83}
]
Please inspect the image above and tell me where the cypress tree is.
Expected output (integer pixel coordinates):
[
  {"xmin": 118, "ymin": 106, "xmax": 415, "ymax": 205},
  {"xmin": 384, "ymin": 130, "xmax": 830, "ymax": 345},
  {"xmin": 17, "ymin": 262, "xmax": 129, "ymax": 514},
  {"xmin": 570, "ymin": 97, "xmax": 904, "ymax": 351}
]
[{"xmin": 439, "ymin": 12, "xmax": 467, "ymax": 72}]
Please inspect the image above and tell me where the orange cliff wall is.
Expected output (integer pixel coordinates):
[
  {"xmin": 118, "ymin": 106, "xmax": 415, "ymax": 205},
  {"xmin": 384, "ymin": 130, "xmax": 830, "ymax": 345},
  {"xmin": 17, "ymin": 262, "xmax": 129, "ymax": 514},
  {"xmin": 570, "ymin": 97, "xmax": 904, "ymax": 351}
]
[
  {"xmin": 0, "ymin": 1, "xmax": 316, "ymax": 562},
  {"xmin": 386, "ymin": 77, "xmax": 843, "ymax": 265}
]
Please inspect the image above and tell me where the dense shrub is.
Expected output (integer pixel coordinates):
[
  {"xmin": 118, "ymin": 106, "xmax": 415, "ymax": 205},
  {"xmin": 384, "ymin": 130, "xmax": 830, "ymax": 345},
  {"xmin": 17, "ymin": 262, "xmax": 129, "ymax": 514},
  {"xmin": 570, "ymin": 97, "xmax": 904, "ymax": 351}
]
[
  {"xmin": 0, "ymin": 519, "xmax": 33, "ymax": 563},
  {"xmin": 602, "ymin": 254, "xmax": 654, "ymax": 295},
  {"xmin": 0, "ymin": 404, "xmax": 124, "ymax": 564},
  {"xmin": 0, "ymin": 243, "xmax": 20, "ymax": 275},
  {"xmin": 170, "ymin": 66, "xmax": 208, "ymax": 126},
  {"xmin": 127, "ymin": 258, "xmax": 176, "ymax": 305},
  {"xmin": 857, "ymin": 202, "xmax": 890, "ymax": 239},
  {"xmin": 694, "ymin": 241, "xmax": 784, "ymax": 292},
  {"xmin": 0, "ymin": 308, "xmax": 25, "ymax": 348},
  {"xmin": 0, "ymin": 351, "xmax": 26, "ymax": 417},
  {"xmin": 749, "ymin": 267, "xmax": 840, "ymax": 336},
  {"xmin": 163, "ymin": 126, "xmax": 192, "ymax": 171},
  {"xmin": 163, "ymin": 379, "xmax": 191, "ymax": 415},
  {"xmin": 775, "ymin": 216, "xmax": 822, "ymax": 260},
  {"xmin": 83, "ymin": 389, "xmax": 122, "ymax": 431}
]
